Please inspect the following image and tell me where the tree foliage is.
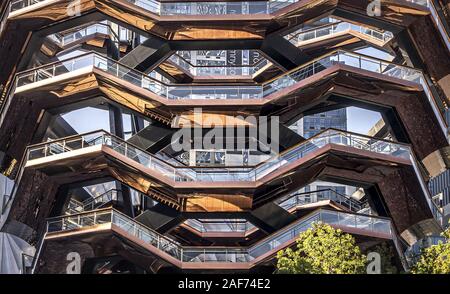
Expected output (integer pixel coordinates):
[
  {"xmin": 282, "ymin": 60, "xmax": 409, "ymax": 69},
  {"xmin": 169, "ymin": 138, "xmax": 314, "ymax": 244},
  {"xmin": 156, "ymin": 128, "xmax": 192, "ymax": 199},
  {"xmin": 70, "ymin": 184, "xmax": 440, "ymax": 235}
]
[
  {"xmin": 276, "ymin": 222, "xmax": 366, "ymax": 274},
  {"xmin": 411, "ymin": 228, "xmax": 450, "ymax": 274},
  {"xmin": 369, "ymin": 242, "xmax": 398, "ymax": 274}
]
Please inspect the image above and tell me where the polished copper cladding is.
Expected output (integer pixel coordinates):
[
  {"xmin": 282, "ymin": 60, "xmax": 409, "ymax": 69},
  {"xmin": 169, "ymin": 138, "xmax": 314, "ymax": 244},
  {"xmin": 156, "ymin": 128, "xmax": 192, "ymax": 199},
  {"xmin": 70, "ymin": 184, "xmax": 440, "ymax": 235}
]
[
  {"xmin": 1, "ymin": 0, "xmax": 449, "ymax": 101},
  {"xmin": 0, "ymin": 50, "xmax": 447, "ymax": 177}
]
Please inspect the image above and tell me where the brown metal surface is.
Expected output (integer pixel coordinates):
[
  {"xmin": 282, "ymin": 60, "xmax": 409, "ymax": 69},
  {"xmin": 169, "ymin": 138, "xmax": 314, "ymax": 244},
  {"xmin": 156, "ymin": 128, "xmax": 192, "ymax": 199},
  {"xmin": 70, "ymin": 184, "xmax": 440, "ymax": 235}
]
[
  {"xmin": 157, "ymin": 28, "xmax": 390, "ymax": 83},
  {"xmin": 1, "ymin": 62, "xmax": 445, "ymax": 171},
  {"xmin": 0, "ymin": 0, "xmax": 442, "ymax": 102},
  {"xmin": 5, "ymin": 138, "xmax": 425, "ymax": 240},
  {"xmin": 35, "ymin": 207, "xmax": 393, "ymax": 272}
]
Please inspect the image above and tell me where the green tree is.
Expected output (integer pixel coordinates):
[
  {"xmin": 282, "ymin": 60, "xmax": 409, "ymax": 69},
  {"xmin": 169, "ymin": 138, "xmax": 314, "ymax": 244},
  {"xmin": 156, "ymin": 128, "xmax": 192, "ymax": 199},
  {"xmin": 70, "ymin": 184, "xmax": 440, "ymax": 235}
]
[
  {"xmin": 411, "ymin": 228, "xmax": 450, "ymax": 274},
  {"xmin": 276, "ymin": 222, "xmax": 366, "ymax": 274}
]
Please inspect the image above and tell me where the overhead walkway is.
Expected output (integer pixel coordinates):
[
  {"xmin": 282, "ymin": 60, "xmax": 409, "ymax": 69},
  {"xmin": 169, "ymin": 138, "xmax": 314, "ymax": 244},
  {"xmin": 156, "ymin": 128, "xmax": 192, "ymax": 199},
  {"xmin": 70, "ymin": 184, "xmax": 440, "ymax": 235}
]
[
  {"xmin": 1, "ymin": 49, "xmax": 446, "ymax": 175},
  {"xmin": 180, "ymin": 189, "xmax": 369, "ymax": 238},
  {"xmin": 276, "ymin": 189, "xmax": 367, "ymax": 213},
  {"xmin": 2, "ymin": 128, "xmax": 438, "ymax": 228},
  {"xmin": 37, "ymin": 206, "xmax": 402, "ymax": 271},
  {"xmin": 23, "ymin": 129, "xmax": 413, "ymax": 186},
  {"xmin": 5, "ymin": 0, "xmax": 298, "ymax": 18},
  {"xmin": 285, "ymin": 20, "xmax": 394, "ymax": 49},
  {"xmin": 4, "ymin": 0, "xmax": 445, "ymax": 43},
  {"xmin": 65, "ymin": 187, "xmax": 365, "ymax": 238},
  {"xmin": 8, "ymin": 50, "xmax": 430, "ymax": 101},
  {"xmin": 66, "ymin": 189, "xmax": 119, "ymax": 215},
  {"xmin": 158, "ymin": 20, "xmax": 394, "ymax": 83},
  {"xmin": 245, "ymin": 189, "xmax": 370, "ymax": 235},
  {"xmin": 41, "ymin": 22, "xmax": 124, "ymax": 58},
  {"xmin": 0, "ymin": 0, "xmax": 302, "ymax": 96},
  {"xmin": 2, "ymin": 127, "xmax": 442, "ymax": 248},
  {"xmin": 4, "ymin": 50, "xmax": 446, "ymax": 136},
  {"xmin": 1, "ymin": 0, "xmax": 448, "ymax": 101},
  {"xmin": 160, "ymin": 53, "xmax": 275, "ymax": 83},
  {"xmin": 0, "ymin": 128, "xmax": 420, "ymax": 209}
]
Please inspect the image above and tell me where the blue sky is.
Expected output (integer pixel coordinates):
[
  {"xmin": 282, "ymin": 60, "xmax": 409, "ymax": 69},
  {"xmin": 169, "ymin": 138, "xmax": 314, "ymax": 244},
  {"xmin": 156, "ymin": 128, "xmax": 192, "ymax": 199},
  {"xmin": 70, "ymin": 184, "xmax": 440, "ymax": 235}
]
[
  {"xmin": 346, "ymin": 47, "xmax": 391, "ymax": 134},
  {"xmin": 62, "ymin": 106, "xmax": 383, "ymax": 137},
  {"xmin": 346, "ymin": 107, "xmax": 382, "ymax": 134}
]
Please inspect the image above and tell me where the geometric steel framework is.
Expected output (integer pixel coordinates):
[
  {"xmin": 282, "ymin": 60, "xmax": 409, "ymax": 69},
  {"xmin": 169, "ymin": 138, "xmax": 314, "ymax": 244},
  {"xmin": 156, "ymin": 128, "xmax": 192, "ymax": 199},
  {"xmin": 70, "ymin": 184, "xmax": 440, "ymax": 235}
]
[{"xmin": 0, "ymin": 0, "xmax": 449, "ymax": 274}]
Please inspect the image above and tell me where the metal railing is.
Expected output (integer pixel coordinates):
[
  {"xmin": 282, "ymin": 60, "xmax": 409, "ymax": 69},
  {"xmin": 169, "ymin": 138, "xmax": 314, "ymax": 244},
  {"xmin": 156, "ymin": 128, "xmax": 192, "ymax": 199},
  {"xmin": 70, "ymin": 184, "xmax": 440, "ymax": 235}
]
[
  {"xmin": 286, "ymin": 21, "xmax": 393, "ymax": 46},
  {"xmin": 8, "ymin": 0, "xmax": 297, "ymax": 15},
  {"xmin": 262, "ymin": 50, "xmax": 421, "ymax": 95},
  {"xmin": 23, "ymin": 128, "xmax": 442, "ymax": 224},
  {"xmin": 25, "ymin": 128, "xmax": 412, "ymax": 183},
  {"xmin": 184, "ymin": 189, "xmax": 367, "ymax": 234},
  {"xmin": 45, "ymin": 207, "xmax": 394, "ymax": 263},
  {"xmin": 276, "ymin": 188, "xmax": 367, "ymax": 212},
  {"xmin": 14, "ymin": 125, "xmax": 443, "ymax": 225},
  {"xmin": 66, "ymin": 198, "xmax": 83, "ymax": 214},
  {"xmin": 11, "ymin": 50, "xmax": 446, "ymax": 134},
  {"xmin": 63, "ymin": 188, "xmax": 368, "ymax": 234},
  {"xmin": 159, "ymin": 1, "xmax": 298, "ymax": 15},
  {"xmin": 13, "ymin": 53, "xmax": 264, "ymax": 100},
  {"xmin": 184, "ymin": 219, "xmax": 255, "ymax": 233},
  {"xmin": 48, "ymin": 23, "xmax": 120, "ymax": 47},
  {"xmin": 67, "ymin": 189, "xmax": 119, "ymax": 213},
  {"xmin": 6, "ymin": 0, "xmax": 449, "ymax": 53},
  {"xmin": 9, "ymin": 0, "xmax": 44, "ymax": 13},
  {"xmin": 261, "ymin": 50, "xmax": 448, "ymax": 138},
  {"xmin": 81, "ymin": 189, "xmax": 118, "ymax": 210},
  {"xmin": 167, "ymin": 53, "xmax": 271, "ymax": 77}
]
